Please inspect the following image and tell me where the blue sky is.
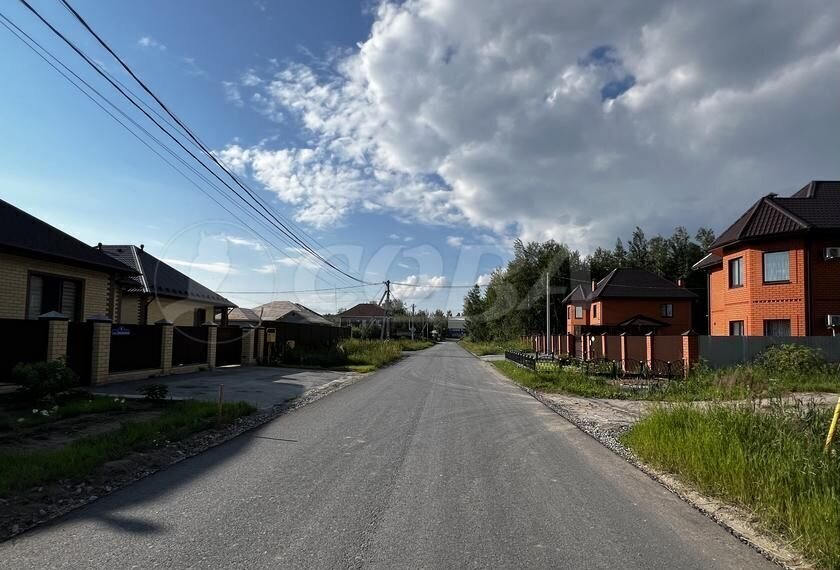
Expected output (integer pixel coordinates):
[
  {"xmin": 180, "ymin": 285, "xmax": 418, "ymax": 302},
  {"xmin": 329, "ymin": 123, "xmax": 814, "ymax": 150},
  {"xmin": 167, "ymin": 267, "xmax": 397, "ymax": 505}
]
[
  {"xmin": 1, "ymin": 0, "xmax": 837, "ymax": 313},
  {"xmin": 0, "ymin": 0, "xmax": 507, "ymax": 313}
]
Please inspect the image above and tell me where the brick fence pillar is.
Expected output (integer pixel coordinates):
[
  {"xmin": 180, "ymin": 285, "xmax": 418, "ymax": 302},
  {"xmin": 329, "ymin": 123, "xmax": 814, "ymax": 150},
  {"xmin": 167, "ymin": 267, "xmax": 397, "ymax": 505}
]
[
  {"xmin": 681, "ymin": 329, "xmax": 699, "ymax": 378},
  {"xmin": 204, "ymin": 322, "xmax": 218, "ymax": 370},
  {"xmin": 241, "ymin": 325, "xmax": 256, "ymax": 366},
  {"xmin": 645, "ymin": 332, "xmax": 655, "ymax": 367},
  {"xmin": 619, "ymin": 333, "xmax": 628, "ymax": 372},
  {"xmin": 600, "ymin": 333, "xmax": 608, "ymax": 360},
  {"xmin": 87, "ymin": 314, "xmax": 112, "ymax": 385},
  {"xmin": 156, "ymin": 320, "xmax": 173, "ymax": 375},
  {"xmin": 255, "ymin": 327, "xmax": 265, "ymax": 364},
  {"xmin": 40, "ymin": 311, "xmax": 69, "ymax": 362}
]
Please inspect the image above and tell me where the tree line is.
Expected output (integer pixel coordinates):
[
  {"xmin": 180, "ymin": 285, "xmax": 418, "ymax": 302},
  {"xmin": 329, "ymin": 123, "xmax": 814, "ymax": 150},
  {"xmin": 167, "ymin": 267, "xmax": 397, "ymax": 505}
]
[{"xmin": 463, "ymin": 226, "xmax": 715, "ymax": 341}]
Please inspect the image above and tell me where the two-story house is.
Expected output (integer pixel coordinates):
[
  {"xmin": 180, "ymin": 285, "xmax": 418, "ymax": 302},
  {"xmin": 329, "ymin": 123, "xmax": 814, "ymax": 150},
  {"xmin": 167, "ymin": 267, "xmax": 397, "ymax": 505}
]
[
  {"xmin": 563, "ymin": 268, "xmax": 696, "ymax": 336},
  {"xmin": 693, "ymin": 180, "xmax": 840, "ymax": 336}
]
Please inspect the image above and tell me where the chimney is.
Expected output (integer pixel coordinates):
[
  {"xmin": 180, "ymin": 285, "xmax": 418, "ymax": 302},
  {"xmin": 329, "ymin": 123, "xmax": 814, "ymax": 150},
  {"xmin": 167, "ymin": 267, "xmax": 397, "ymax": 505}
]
[
  {"xmin": 677, "ymin": 278, "xmax": 685, "ymax": 288},
  {"xmin": 97, "ymin": 242, "xmax": 102, "ymax": 251},
  {"xmin": 140, "ymin": 244, "xmax": 145, "ymax": 250}
]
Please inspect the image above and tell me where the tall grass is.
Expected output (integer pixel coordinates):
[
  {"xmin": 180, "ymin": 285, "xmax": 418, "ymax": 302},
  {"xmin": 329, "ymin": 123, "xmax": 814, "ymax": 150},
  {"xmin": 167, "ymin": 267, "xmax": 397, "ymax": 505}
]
[
  {"xmin": 460, "ymin": 338, "xmax": 532, "ymax": 356},
  {"xmin": 623, "ymin": 403, "xmax": 840, "ymax": 568},
  {"xmin": 0, "ymin": 400, "xmax": 255, "ymax": 497},
  {"xmin": 280, "ymin": 338, "xmax": 433, "ymax": 371},
  {"xmin": 493, "ymin": 361, "xmax": 625, "ymax": 398}
]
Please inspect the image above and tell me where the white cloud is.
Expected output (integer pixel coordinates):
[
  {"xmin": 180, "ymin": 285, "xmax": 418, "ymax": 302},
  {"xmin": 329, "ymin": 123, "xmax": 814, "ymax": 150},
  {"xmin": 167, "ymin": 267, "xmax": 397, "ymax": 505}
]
[
  {"xmin": 475, "ymin": 273, "xmax": 492, "ymax": 287},
  {"xmin": 219, "ymin": 1, "xmax": 840, "ymax": 250},
  {"xmin": 223, "ymin": 81, "xmax": 243, "ymax": 107},
  {"xmin": 214, "ymin": 233, "xmax": 265, "ymax": 251},
  {"xmin": 182, "ymin": 57, "xmax": 208, "ymax": 78},
  {"xmin": 446, "ymin": 236, "xmax": 464, "ymax": 248},
  {"xmin": 163, "ymin": 259, "xmax": 237, "ymax": 275},
  {"xmin": 392, "ymin": 274, "xmax": 448, "ymax": 299},
  {"xmin": 137, "ymin": 36, "xmax": 166, "ymax": 51}
]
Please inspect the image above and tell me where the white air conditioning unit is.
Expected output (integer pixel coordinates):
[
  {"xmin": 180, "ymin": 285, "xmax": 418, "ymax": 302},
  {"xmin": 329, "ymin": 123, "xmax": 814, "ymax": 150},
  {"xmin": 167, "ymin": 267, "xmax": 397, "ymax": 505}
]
[
  {"xmin": 826, "ymin": 315, "xmax": 840, "ymax": 328},
  {"xmin": 824, "ymin": 247, "xmax": 840, "ymax": 260}
]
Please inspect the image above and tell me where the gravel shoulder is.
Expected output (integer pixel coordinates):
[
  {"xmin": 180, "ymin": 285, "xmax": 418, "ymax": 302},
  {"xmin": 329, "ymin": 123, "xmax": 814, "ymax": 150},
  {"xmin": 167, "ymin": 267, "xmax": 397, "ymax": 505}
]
[{"xmin": 483, "ymin": 360, "xmax": 825, "ymax": 570}]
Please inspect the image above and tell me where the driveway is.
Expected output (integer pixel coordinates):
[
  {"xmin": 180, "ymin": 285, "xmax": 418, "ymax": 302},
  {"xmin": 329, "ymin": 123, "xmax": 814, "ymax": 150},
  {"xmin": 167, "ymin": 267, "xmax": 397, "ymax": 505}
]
[
  {"xmin": 91, "ymin": 366, "xmax": 358, "ymax": 410},
  {"xmin": 6, "ymin": 342, "xmax": 773, "ymax": 569}
]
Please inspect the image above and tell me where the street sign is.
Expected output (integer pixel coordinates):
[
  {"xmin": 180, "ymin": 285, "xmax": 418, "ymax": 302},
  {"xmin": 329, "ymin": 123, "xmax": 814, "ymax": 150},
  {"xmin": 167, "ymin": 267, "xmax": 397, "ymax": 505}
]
[{"xmin": 111, "ymin": 326, "xmax": 130, "ymax": 336}]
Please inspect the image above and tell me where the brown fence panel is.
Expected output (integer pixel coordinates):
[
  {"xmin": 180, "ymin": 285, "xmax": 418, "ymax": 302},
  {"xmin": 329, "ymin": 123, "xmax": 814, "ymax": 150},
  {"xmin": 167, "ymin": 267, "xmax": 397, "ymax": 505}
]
[
  {"xmin": 0, "ymin": 319, "xmax": 49, "ymax": 381},
  {"xmin": 66, "ymin": 321, "xmax": 93, "ymax": 384},
  {"xmin": 172, "ymin": 326, "xmax": 208, "ymax": 367},
  {"xmin": 654, "ymin": 335, "xmax": 683, "ymax": 363},
  {"xmin": 216, "ymin": 326, "xmax": 243, "ymax": 366},
  {"xmin": 109, "ymin": 324, "xmax": 162, "ymax": 373},
  {"xmin": 625, "ymin": 336, "xmax": 647, "ymax": 362}
]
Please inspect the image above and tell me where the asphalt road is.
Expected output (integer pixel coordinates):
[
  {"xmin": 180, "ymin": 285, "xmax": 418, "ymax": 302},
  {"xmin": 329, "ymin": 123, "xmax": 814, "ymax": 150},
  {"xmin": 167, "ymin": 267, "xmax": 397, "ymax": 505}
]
[{"xmin": 2, "ymin": 342, "xmax": 773, "ymax": 569}]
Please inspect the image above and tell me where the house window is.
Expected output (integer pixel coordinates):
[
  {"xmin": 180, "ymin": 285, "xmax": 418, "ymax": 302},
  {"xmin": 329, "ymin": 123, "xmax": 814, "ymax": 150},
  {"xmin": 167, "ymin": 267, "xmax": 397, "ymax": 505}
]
[
  {"xmin": 728, "ymin": 257, "xmax": 744, "ymax": 288},
  {"xmin": 729, "ymin": 321, "xmax": 745, "ymax": 336},
  {"xmin": 575, "ymin": 305, "xmax": 583, "ymax": 319},
  {"xmin": 764, "ymin": 319, "xmax": 791, "ymax": 337},
  {"xmin": 592, "ymin": 304, "xmax": 598, "ymax": 318},
  {"xmin": 194, "ymin": 308, "xmax": 207, "ymax": 327},
  {"xmin": 26, "ymin": 274, "xmax": 82, "ymax": 321},
  {"xmin": 660, "ymin": 303, "xmax": 673, "ymax": 318},
  {"xmin": 763, "ymin": 251, "xmax": 790, "ymax": 283}
]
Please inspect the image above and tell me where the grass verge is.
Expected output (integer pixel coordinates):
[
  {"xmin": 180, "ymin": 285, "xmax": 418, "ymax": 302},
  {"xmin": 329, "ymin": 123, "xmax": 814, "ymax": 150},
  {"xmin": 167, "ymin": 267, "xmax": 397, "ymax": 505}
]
[
  {"xmin": 460, "ymin": 338, "xmax": 531, "ymax": 356},
  {"xmin": 0, "ymin": 393, "xmax": 130, "ymax": 433},
  {"xmin": 0, "ymin": 400, "xmax": 255, "ymax": 497},
  {"xmin": 278, "ymin": 338, "xmax": 433, "ymax": 372},
  {"xmin": 622, "ymin": 403, "xmax": 840, "ymax": 568},
  {"xmin": 492, "ymin": 361, "xmax": 625, "ymax": 398}
]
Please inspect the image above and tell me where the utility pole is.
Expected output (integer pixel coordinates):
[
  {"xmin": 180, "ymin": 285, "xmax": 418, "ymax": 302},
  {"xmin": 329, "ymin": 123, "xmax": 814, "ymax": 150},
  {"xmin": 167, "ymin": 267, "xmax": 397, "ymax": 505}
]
[
  {"xmin": 410, "ymin": 303, "xmax": 415, "ymax": 340},
  {"xmin": 379, "ymin": 280, "xmax": 392, "ymax": 340},
  {"xmin": 545, "ymin": 272, "xmax": 551, "ymax": 355}
]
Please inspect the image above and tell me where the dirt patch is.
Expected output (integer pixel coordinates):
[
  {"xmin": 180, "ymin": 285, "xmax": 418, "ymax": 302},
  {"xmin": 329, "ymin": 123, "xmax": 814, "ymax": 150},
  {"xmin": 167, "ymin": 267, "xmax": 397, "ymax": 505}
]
[{"xmin": 0, "ymin": 409, "xmax": 164, "ymax": 453}]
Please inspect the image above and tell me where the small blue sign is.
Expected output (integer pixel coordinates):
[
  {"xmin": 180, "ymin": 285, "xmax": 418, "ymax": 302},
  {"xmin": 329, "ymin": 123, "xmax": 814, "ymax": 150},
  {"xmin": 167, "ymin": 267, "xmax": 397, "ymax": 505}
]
[{"xmin": 112, "ymin": 326, "xmax": 131, "ymax": 336}]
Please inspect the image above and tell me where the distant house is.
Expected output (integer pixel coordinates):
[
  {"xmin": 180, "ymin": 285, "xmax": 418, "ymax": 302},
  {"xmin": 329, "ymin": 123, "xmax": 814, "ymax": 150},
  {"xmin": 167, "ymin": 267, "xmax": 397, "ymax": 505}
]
[
  {"xmin": 101, "ymin": 245, "xmax": 235, "ymax": 326},
  {"xmin": 226, "ymin": 301, "xmax": 333, "ymax": 327},
  {"xmin": 0, "ymin": 199, "xmax": 135, "ymax": 321},
  {"xmin": 336, "ymin": 303, "xmax": 386, "ymax": 327},
  {"xmin": 563, "ymin": 268, "xmax": 696, "ymax": 336},
  {"xmin": 693, "ymin": 180, "xmax": 840, "ymax": 336},
  {"xmin": 447, "ymin": 316, "xmax": 466, "ymax": 338}
]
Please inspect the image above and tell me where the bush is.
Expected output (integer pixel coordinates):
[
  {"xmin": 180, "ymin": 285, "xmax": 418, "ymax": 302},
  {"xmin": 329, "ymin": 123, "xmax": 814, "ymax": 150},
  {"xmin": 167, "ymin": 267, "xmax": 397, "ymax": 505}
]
[
  {"xmin": 12, "ymin": 359, "xmax": 78, "ymax": 402},
  {"xmin": 755, "ymin": 344, "xmax": 826, "ymax": 375},
  {"xmin": 137, "ymin": 383, "xmax": 169, "ymax": 401}
]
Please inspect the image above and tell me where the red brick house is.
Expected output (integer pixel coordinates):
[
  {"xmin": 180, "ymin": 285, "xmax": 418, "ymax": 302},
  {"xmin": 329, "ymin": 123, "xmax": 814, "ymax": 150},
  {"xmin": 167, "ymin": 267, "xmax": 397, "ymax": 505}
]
[
  {"xmin": 562, "ymin": 268, "xmax": 696, "ymax": 336},
  {"xmin": 693, "ymin": 181, "xmax": 840, "ymax": 336}
]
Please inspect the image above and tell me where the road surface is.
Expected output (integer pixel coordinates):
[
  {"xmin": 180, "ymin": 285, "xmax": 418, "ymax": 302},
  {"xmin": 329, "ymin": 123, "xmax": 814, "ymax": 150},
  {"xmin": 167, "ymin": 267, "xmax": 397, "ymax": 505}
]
[{"xmin": 2, "ymin": 342, "xmax": 772, "ymax": 569}]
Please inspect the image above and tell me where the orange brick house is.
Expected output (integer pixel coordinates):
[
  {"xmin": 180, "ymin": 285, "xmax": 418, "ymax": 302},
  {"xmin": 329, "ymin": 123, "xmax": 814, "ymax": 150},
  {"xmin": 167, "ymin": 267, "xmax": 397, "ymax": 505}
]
[
  {"xmin": 693, "ymin": 181, "xmax": 840, "ymax": 336},
  {"xmin": 562, "ymin": 268, "xmax": 696, "ymax": 336}
]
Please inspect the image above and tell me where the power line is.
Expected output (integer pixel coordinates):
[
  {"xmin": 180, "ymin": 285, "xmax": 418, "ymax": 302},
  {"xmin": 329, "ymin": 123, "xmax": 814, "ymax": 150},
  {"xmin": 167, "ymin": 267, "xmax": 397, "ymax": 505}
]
[
  {"xmin": 17, "ymin": 0, "xmax": 370, "ymax": 286},
  {"xmin": 56, "ymin": 0, "xmax": 369, "ymax": 286},
  {"xmin": 218, "ymin": 284, "xmax": 371, "ymax": 294}
]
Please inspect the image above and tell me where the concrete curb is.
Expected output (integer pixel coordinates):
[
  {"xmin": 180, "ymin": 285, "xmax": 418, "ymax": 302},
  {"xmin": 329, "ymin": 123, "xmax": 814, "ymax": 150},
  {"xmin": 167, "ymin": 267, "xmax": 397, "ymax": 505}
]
[{"xmin": 481, "ymin": 359, "xmax": 811, "ymax": 570}]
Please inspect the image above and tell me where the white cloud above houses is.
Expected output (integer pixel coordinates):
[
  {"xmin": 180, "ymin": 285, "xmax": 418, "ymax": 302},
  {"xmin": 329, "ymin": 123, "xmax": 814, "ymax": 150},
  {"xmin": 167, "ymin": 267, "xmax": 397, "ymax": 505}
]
[
  {"xmin": 392, "ymin": 274, "xmax": 449, "ymax": 299},
  {"xmin": 137, "ymin": 36, "xmax": 166, "ymax": 51},
  {"xmin": 218, "ymin": 0, "xmax": 840, "ymax": 250}
]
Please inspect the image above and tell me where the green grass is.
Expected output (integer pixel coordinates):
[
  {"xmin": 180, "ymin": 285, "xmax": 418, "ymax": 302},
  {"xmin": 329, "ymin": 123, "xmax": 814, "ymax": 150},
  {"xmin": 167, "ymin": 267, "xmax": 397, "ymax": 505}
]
[
  {"xmin": 460, "ymin": 338, "xmax": 532, "ymax": 356},
  {"xmin": 277, "ymin": 338, "xmax": 434, "ymax": 371},
  {"xmin": 0, "ymin": 393, "xmax": 130, "ymax": 432},
  {"xmin": 622, "ymin": 403, "xmax": 840, "ymax": 569},
  {"xmin": 0, "ymin": 400, "xmax": 255, "ymax": 497},
  {"xmin": 493, "ymin": 361, "xmax": 626, "ymax": 398}
]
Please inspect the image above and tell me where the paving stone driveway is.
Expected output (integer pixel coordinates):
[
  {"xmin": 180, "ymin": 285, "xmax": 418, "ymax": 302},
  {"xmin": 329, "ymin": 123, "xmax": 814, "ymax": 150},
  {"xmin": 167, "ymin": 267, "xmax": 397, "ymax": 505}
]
[{"xmin": 90, "ymin": 366, "xmax": 359, "ymax": 409}]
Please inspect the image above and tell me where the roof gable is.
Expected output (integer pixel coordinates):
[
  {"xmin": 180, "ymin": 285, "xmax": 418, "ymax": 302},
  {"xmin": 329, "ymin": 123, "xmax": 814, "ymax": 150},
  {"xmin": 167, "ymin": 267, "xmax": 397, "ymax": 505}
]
[
  {"xmin": 589, "ymin": 268, "xmax": 697, "ymax": 300},
  {"xmin": 338, "ymin": 303, "xmax": 385, "ymax": 318},
  {"xmin": 0, "ymin": 199, "xmax": 135, "ymax": 273},
  {"xmin": 101, "ymin": 245, "xmax": 234, "ymax": 306},
  {"xmin": 711, "ymin": 181, "xmax": 840, "ymax": 249}
]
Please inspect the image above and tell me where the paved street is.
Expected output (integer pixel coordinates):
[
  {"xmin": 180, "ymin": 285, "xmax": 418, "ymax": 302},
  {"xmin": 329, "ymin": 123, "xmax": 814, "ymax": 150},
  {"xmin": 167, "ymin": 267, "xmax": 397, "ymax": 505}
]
[{"xmin": 2, "ymin": 342, "xmax": 772, "ymax": 569}]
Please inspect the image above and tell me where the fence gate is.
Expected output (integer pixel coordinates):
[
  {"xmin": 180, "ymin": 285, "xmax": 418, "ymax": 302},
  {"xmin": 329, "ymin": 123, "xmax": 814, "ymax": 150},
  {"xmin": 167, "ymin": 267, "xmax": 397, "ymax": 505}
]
[
  {"xmin": 172, "ymin": 326, "xmax": 208, "ymax": 367},
  {"xmin": 216, "ymin": 327, "xmax": 243, "ymax": 366},
  {"xmin": 66, "ymin": 321, "xmax": 93, "ymax": 384},
  {"xmin": 0, "ymin": 319, "xmax": 48, "ymax": 382}
]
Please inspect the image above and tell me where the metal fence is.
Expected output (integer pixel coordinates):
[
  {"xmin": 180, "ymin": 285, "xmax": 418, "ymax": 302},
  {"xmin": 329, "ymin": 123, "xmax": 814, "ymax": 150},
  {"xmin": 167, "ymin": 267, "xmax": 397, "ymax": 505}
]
[
  {"xmin": 504, "ymin": 350, "xmax": 684, "ymax": 384},
  {"xmin": 698, "ymin": 336, "xmax": 840, "ymax": 368},
  {"xmin": 109, "ymin": 324, "xmax": 162, "ymax": 373},
  {"xmin": 172, "ymin": 326, "xmax": 208, "ymax": 367},
  {"xmin": 66, "ymin": 321, "xmax": 93, "ymax": 384},
  {"xmin": 0, "ymin": 318, "xmax": 49, "ymax": 381},
  {"xmin": 216, "ymin": 326, "xmax": 243, "ymax": 366}
]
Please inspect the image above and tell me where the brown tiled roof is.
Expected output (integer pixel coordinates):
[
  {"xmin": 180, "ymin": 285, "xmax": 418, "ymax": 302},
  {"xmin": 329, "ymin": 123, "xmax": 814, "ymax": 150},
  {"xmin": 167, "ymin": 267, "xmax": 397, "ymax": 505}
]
[
  {"xmin": 711, "ymin": 181, "xmax": 840, "ymax": 249},
  {"xmin": 561, "ymin": 283, "xmax": 591, "ymax": 304},
  {"xmin": 588, "ymin": 268, "xmax": 697, "ymax": 300},
  {"xmin": 0, "ymin": 199, "xmax": 135, "ymax": 274},
  {"xmin": 250, "ymin": 301, "xmax": 333, "ymax": 326},
  {"xmin": 338, "ymin": 303, "xmax": 386, "ymax": 318}
]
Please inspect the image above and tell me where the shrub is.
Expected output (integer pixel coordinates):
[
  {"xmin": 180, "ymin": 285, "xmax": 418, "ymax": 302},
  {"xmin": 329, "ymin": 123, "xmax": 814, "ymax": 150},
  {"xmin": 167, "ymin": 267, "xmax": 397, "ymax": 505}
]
[
  {"xmin": 755, "ymin": 344, "xmax": 826, "ymax": 375},
  {"xmin": 12, "ymin": 359, "xmax": 78, "ymax": 402},
  {"xmin": 137, "ymin": 383, "xmax": 169, "ymax": 401}
]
